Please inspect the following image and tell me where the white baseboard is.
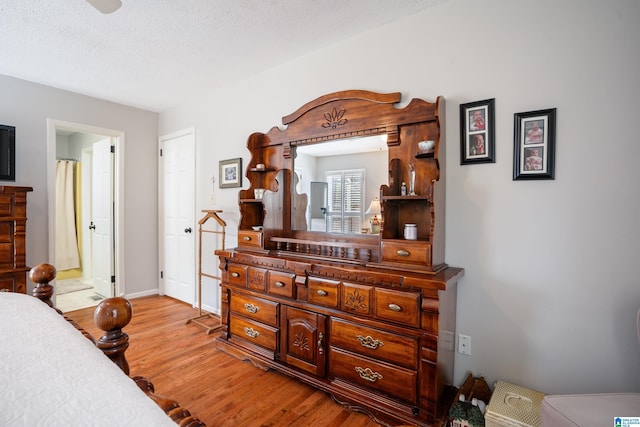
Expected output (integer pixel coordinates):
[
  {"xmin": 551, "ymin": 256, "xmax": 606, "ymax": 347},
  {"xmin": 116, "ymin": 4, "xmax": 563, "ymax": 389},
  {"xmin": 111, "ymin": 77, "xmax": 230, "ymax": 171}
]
[
  {"xmin": 201, "ymin": 303, "xmax": 220, "ymax": 316},
  {"xmin": 123, "ymin": 289, "xmax": 160, "ymax": 299}
]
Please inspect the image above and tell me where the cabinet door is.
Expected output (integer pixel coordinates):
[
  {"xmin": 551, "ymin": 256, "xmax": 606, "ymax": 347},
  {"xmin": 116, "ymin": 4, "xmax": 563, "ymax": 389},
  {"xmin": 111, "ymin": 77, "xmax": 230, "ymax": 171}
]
[{"xmin": 281, "ymin": 306, "xmax": 326, "ymax": 377}]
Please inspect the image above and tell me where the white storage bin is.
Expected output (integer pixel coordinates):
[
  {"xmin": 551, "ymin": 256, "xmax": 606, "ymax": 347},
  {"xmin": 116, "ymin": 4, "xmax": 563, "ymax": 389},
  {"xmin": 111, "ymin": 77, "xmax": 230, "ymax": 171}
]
[{"xmin": 485, "ymin": 381, "xmax": 545, "ymax": 427}]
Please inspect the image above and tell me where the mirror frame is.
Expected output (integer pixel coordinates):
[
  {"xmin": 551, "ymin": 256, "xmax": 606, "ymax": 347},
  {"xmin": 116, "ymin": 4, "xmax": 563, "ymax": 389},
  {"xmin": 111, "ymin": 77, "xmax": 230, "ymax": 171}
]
[{"xmin": 239, "ymin": 89, "xmax": 443, "ymax": 262}]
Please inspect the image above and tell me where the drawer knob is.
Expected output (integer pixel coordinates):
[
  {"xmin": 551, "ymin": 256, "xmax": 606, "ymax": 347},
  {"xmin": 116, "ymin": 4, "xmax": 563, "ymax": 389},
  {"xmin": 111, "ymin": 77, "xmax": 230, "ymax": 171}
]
[
  {"xmin": 355, "ymin": 366, "xmax": 383, "ymax": 383},
  {"xmin": 316, "ymin": 289, "xmax": 328, "ymax": 296},
  {"xmin": 243, "ymin": 236, "xmax": 252, "ymax": 241},
  {"xmin": 396, "ymin": 249, "xmax": 410, "ymax": 257},
  {"xmin": 274, "ymin": 281, "xmax": 285, "ymax": 288},
  {"xmin": 243, "ymin": 327, "xmax": 259, "ymax": 339},
  {"xmin": 356, "ymin": 334, "xmax": 384, "ymax": 349},
  {"xmin": 244, "ymin": 303, "xmax": 260, "ymax": 313},
  {"xmin": 231, "ymin": 272, "xmax": 240, "ymax": 278},
  {"xmin": 388, "ymin": 303, "xmax": 402, "ymax": 312}
]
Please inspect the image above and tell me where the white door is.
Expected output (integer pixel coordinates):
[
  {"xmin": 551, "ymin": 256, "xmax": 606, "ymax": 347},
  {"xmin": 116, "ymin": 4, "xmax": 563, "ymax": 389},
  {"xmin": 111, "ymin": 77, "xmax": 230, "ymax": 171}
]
[
  {"xmin": 91, "ymin": 138, "xmax": 114, "ymax": 298},
  {"xmin": 159, "ymin": 130, "xmax": 196, "ymax": 304}
]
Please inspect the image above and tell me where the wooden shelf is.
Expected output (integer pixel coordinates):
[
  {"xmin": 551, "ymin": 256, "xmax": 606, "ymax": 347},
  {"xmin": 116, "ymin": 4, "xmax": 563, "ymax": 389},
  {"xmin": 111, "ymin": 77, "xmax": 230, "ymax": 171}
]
[
  {"xmin": 249, "ymin": 168, "xmax": 274, "ymax": 172},
  {"xmin": 415, "ymin": 151, "xmax": 435, "ymax": 159},
  {"xmin": 239, "ymin": 198, "xmax": 264, "ymax": 203},
  {"xmin": 383, "ymin": 195, "xmax": 430, "ymax": 201}
]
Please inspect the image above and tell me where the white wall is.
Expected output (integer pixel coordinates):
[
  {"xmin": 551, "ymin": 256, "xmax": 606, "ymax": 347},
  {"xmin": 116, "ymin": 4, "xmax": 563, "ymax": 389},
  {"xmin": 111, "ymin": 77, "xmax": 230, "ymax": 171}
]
[
  {"xmin": 160, "ymin": 0, "xmax": 640, "ymax": 394},
  {"xmin": 0, "ymin": 74, "xmax": 159, "ymax": 296}
]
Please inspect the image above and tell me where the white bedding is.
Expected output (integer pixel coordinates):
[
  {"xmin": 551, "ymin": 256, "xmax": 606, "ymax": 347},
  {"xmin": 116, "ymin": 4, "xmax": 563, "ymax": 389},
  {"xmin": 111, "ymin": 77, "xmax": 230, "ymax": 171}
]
[{"xmin": 0, "ymin": 292, "xmax": 176, "ymax": 427}]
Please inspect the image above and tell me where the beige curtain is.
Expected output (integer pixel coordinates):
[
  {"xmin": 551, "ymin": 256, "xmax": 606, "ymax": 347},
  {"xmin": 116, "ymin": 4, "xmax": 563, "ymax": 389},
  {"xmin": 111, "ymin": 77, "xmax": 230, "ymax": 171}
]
[{"xmin": 55, "ymin": 160, "xmax": 81, "ymax": 270}]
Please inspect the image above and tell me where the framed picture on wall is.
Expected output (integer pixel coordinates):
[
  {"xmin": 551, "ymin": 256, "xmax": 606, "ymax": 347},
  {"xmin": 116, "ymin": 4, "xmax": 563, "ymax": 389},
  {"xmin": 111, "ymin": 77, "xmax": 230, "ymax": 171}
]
[
  {"xmin": 460, "ymin": 98, "xmax": 495, "ymax": 165},
  {"xmin": 219, "ymin": 158, "xmax": 242, "ymax": 188},
  {"xmin": 513, "ymin": 108, "xmax": 556, "ymax": 180}
]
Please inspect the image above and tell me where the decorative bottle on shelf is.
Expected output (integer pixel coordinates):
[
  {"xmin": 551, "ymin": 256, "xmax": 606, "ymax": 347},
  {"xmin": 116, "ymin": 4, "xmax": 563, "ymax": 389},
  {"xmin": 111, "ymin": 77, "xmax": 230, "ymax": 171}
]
[
  {"xmin": 401, "ymin": 182, "xmax": 407, "ymax": 196},
  {"xmin": 408, "ymin": 163, "xmax": 416, "ymax": 196}
]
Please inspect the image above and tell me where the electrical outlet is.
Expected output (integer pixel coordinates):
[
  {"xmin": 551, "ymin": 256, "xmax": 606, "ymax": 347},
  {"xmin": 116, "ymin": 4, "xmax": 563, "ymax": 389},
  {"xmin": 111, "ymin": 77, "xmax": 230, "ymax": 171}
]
[{"xmin": 458, "ymin": 334, "xmax": 471, "ymax": 355}]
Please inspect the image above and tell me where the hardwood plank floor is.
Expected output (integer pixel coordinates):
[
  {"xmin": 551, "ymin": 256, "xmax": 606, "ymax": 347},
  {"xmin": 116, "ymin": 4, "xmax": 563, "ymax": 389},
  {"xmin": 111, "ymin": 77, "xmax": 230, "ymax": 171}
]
[{"xmin": 66, "ymin": 295, "xmax": 384, "ymax": 427}]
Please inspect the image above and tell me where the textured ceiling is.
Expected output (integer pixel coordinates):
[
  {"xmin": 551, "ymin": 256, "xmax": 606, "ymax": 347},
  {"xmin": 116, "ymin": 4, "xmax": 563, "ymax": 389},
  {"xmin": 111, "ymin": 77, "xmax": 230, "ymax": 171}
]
[{"xmin": 0, "ymin": 0, "xmax": 449, "ymax": 112}]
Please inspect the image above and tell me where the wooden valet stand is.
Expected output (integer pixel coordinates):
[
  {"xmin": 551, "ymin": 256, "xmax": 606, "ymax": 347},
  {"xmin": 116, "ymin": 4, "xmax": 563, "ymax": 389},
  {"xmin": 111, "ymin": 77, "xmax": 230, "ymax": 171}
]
[{"xmin": 186, "ymin": 210, "xmax": 226, "ymax": 334}]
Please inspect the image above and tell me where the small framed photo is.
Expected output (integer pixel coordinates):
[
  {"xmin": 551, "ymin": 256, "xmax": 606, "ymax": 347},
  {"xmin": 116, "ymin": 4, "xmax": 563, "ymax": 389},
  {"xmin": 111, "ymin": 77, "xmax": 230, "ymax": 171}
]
[
  {"xmin": 460, "ymin": 98, "xmax": 495, "ymax": 165},
  {"xmin": 219, "ymin": 158, "xmax": 243, "ymax": 188},
  {"xmin": 513, "ymin": 108, "xmax": 556, "ymax": 180}
]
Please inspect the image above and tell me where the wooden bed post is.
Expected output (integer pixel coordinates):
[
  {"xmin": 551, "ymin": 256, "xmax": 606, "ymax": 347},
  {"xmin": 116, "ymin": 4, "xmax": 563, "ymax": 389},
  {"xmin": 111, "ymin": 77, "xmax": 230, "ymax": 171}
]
[
  {"xmin": 29, "ymin": 263, "xmax": 57, "ymax": 310},
  {"xmin": 94, "ymin": 297, "xmax": 133, "ymax": 375}
]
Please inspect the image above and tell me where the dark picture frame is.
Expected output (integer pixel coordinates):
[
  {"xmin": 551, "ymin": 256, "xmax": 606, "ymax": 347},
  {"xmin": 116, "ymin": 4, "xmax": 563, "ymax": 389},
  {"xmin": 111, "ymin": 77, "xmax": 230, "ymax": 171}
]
[
  {"xmin": 460, "ymin": 98, "xmax": 495, "ymax": 165},
  {"xmin": 219, "ymin": 157, "xmax": 242, "ymax": 188},
  {"xmin": 513, "ymin": 108, "xmax": 556, "ymax": 180},
  {"xmin": 0, "ymin": 124, "xmax": 16, "ymax": 181}
]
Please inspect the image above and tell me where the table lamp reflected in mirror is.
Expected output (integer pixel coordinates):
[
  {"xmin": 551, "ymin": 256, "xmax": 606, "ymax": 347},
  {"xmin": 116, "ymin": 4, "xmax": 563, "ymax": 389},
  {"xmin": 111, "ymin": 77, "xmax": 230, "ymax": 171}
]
[{"xmin": 366, "ymin": 198, "xmax": 382, "ymax": 234}]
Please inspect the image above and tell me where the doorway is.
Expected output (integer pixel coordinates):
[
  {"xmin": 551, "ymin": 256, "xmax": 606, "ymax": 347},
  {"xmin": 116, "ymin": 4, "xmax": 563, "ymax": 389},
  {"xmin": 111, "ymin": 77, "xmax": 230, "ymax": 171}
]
[{"xmin": 46, "ymin": 119, "xmax": 125, "ymax": 312}]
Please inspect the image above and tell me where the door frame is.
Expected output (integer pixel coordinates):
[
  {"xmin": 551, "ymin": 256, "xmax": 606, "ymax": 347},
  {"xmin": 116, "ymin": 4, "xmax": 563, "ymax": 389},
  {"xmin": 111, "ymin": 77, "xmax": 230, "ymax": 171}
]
[
  {"xmin": 158, "ymin": 127, "xmax": 196, "ymax": 301},
  {"xmin": 46, "ymin": 119, "xmax": 125, "ymax": 295}
]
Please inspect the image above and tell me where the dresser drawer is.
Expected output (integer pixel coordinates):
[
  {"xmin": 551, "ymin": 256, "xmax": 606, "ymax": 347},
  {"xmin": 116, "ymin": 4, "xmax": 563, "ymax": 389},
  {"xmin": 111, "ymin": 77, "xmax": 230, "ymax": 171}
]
[
  {"xmin": 0, "ymin": 241, "xmax": 14, "ymax": 268},
  {"xmin": 0, "ymin": 195, "xmax": 14, "ymax": 216},
  {"xmin": 374, "ymin": 288, "xmax": 420, "ymax": 327},
  {"xmin": 307, "ymin": 277, "xmax": 339, "ymax": 309},
  {"xmin": 227, "ymin": 264, "xmax": 248, "ymax": 287},
  {"xmin": 329, "ymin": 347, "xmax": 417, "ymax": 403},
  {"xmin": 238, "ymin": 230, "xmax": 263, "ymax": 249},
  {"xmin": 230, "ymin": 313, "xmax": 279, "ymax": 352},
  {"xmin": 247, "ymin": 267, "xmax": 267, "ymax": 291},
  {"xmin": 330, "ymin": 318, "xmax": 418, "ymax": 369},
  {"xmin": 229, "ymin": 293, "xmax": 279, "ymax": 327},
  {"xmin": 0, "ymin": 273, "xmax": 25, "ymax": 293},
  {"xmin": 381, "ymin": 240, "xmax": 431, "ymax": 266},
  {"xmin": 0, "ymin": 277, "xmax": 16, "ymax": 292},
  {"xmin": 341, "ymin": 282, "xmax": 372, "ymax": 315},
  {"xmin": 268, "ymin": 270, "xmax": 295, "ymax": 299}
]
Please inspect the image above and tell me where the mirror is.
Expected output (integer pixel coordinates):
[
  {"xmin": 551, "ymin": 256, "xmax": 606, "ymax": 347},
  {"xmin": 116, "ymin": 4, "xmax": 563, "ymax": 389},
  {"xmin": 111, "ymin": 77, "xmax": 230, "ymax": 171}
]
[{"xmin": 292, "ymin": 134, "xmax": 388, "ymax": 235}]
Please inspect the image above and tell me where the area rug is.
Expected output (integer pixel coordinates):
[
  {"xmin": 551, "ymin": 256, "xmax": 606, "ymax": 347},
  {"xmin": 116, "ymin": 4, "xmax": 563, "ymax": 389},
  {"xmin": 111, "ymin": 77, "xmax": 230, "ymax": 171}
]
[{"xmin": 56, "ymin": 279, "xmax": 92, "ymax": 295}]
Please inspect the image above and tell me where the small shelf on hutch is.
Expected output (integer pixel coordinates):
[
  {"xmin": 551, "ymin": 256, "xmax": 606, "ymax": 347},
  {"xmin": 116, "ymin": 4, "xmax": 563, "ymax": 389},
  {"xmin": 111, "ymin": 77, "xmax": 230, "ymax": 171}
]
[
  {"xmin": 249, "ymin": 167, "xmax": 275, "ymax": 172},
  {"xmin": 415, "ymin": 152, "xmax": 435, "ymax": 159},
  {"xmin": 383, "ymin": 195, "xmax": 430, "ymax": 201},
  {"xmin": 239, "ymin": 198, "xmax": 264, "ymax": 203}
]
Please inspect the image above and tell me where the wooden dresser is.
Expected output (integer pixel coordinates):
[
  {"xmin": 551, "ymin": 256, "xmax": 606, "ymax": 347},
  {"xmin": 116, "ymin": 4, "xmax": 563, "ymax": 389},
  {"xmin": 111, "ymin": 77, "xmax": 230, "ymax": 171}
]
[
  {"xmin": 0, "ymin": 186, "xmax": 33, "ymax": 293},
  {"xmin": 215, "ymin": 91, "xmax": 463, "ymax": 426}
]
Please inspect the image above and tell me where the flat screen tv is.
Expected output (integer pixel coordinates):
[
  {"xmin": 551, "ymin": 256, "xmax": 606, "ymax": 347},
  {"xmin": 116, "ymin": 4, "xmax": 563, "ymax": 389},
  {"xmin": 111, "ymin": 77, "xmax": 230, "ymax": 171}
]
[{"xmin": 0, "ymin": 124, "xmax": 16, "ymax": 181}]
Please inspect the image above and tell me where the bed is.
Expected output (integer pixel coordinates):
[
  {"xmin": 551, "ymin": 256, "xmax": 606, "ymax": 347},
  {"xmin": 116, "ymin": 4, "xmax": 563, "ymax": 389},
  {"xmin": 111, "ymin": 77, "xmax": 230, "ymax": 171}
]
[{"xmin": 0, "ymin": 263, "xmax": 205, "ymax": 427}]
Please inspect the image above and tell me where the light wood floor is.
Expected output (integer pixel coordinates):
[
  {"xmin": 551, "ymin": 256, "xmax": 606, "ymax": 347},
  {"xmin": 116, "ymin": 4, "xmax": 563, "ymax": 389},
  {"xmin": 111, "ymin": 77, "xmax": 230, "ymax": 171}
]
[{"xmin": 66, "ymin": 295, "xmax": 384, "ymax": 427}]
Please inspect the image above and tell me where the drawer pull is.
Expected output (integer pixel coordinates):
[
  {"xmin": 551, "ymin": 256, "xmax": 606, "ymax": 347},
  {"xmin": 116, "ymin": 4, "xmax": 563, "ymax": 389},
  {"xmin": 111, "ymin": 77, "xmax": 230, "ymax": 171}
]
[
  {"xmin": 231, "ymin": 272, "xmax": 240, "ymax": 278},
  {"xmin": 243, "ymin": 303, "xmax": 260, "ymax": 313},
  {"xmin": 388, "ymin": 303, "xmax": 402, "ymax": 312},
  {"xmin": 274, "ymin": 281, "xmax": 285, "ymax": 288},
  {"xmin": 396, "ymin": 249, "xmax": 410, "ymax": 257},
  {"xmin": 355, "ymin": 367, "xmax": 383, "ymax": 383},
  {"xmin": 318, "ymin": 332, "xmax": 324, "ymax": 355},
  {"xmin": 243, "ymin": 236, "xmax": 252, "ymax": 241},
  {"xmin": 243, "ymin": 327, "xmax": 259, "ymax": 338},
  {"xmin": 316, "ymin": 289, "xmax": 328, "ymax": 296},
  {"xmin": 356, "ymin": 334, "xmax": 384, "ymax": 349}
]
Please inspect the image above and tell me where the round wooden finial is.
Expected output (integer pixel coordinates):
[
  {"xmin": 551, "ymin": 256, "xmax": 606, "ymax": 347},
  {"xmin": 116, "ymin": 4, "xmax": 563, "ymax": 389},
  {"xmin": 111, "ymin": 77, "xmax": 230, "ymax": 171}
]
[
  {"xmin": 94, "ymin": 297, "xmax": 133, "ymax": 331},
  {"xmin": 30, "ymin": 263, "xmax": 57, "ymax": 307},
  {"xmin": 29, "ymin": 263, "xmax": 56, "ymax": 284}
]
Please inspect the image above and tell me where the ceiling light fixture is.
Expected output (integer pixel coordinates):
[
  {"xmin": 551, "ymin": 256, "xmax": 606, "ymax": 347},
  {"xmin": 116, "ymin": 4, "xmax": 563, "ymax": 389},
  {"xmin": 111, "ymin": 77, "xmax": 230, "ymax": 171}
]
[{"xmin": 86, "ymin": 0, "xmax": 122, "ymax": 14}]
